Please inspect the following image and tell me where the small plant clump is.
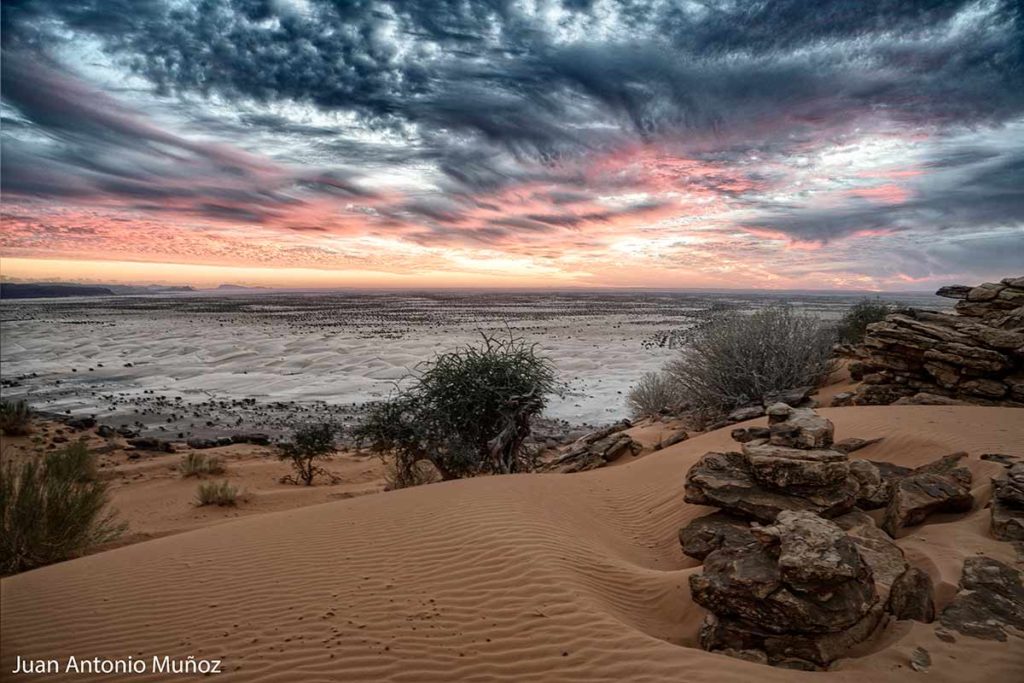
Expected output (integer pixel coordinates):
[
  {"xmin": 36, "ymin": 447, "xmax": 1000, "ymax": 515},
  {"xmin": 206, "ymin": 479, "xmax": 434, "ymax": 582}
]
[
  {"xmin": 179, "ymin": 452, "xmax": 226, "ymax": 477},
  {"xmin": 355, "ymin": 331, "xmax": 558, "ymax": 488},
  {"xmin": 663, "ymin": 305, "xmax": 837, "ymax": 418},
  {"xmin": 836, "ymin": 298, "xmax": 903, "ymax": 345},
  {"xmin": 278, "ymin": 423, "xmax": 339, "ymax": 486},
  {"xmin": 1, "ymin": 443, "xmax": 125, "ymax": 574},
  {"xmin": 0, "ymin": 399, "xmax": 33, "ymax": 436},
  {"xmin": 195, "ymin": 480, "xmax": 240, "ymax": 507},
  {"xmin": 627, "ymin": 370, "xmax": 687, "ymax": 418}
]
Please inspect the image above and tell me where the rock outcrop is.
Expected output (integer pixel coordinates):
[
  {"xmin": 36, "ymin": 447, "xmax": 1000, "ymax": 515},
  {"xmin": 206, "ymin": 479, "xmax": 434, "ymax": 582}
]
[
  {"xmin": 541, "ymin": 420, "xmax": 641, "ymax": 473},
  {"xmin": 991, "ymin": 463, "xmax": 1024, "ymax": 541},
  {"xmin": 834, "ymin": 277, "xmax": 1024, "ymax": 407},
  {"xmin": 678, "ymin": 512, "xmax": 755, "ymax": 561},
  {"xmin": 691, "ymin": 511, "xmax": 883, "ymax": 669},
  {"xmin": 886, "ymin": 567, "xmax": 936, "ymax": 623},
  {"xmin": 939, "ymin": 556, "xmax": 1024, "ymax": 641},
  {"xmin": 684, "ymin": 405, "xmax": 859, "ymax": 522},
  {"xmin": 834, "ymin": 510, "xmax": 908, "ymax": 594},
  {"xmin": 127, "ymin": 437, "xmax": 176, "ymax": 453},
  {"xmin": 881, "ymin": 452, "xmax": 973, "ymax": 536},
  {"xmin": 678, "ymin": 407, "xmax": 941, "ymax": 668}
]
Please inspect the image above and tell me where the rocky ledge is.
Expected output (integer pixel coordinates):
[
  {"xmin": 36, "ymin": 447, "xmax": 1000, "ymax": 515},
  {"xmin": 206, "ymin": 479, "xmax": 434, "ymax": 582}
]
[
  {"xmin": 678, "ymin": 404, "xmax": 984, "ymax": 669},
  {"xmin": 834, "ymin": 276, "xmax": 1024, "ymax": 407}
]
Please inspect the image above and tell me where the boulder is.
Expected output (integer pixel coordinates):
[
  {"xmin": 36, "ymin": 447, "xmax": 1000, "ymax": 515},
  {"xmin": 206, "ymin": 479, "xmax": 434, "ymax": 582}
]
[
  {"xmin": 742, "ymin": 443, "xmax": 849, "ymax": 488},
  {"xmin": 834, "ymin": 510, "xmax": 908, "ymax": 592},
  {"xmin": 727, "ymin": 405, "xmax": 766, "ymax": 423},
  {"xmin": 231, "ymin": 432, "xmax": 271, "ymax": 446},
  {"xmin": 848, "ymin": 459, "xmax": 892, "ymax": 509},
  {"xmin": 127, "ymin": 437, "xmax": 175, "ymax": 453},
  {"xmin": 684, "ymin": 451, "xmax": 857, "ymax": 522},
  {"xmin": 991, "ymin": 463, "xmax": 1024, "ymax": 541},
  {"xmin": 655, "ymin": 429, "xmax": 688, "ymax": 450},
  {"xmin": 768, "ymin": 511, "xmax": 867, "ymax": 592},
  {"xmin": 699, "ymin": 606, "xmax": 885, "ymax": 670},
  {"xmin": 678, "ymin": 512, "xmax": 755, "ymax": 561},
  {"xmin": 869, "ymin": 460, "xmax": 913, "ymax": 481},
  {"xmin": 691, "ymin": 511, "xmax": 882, "ymax": 668},
  {"xmin": 65, "ymin": 416, "xmax": 96, "ymax": 430},
  {"xmin": 882, "ymin": 472, "xmax": 973, "ymax": 536},
  {"xmin": 886, "ymin": 567, "xmax": 935, "ymax": 622},
  {"xmin": 936, "ymin": 285, "xmax": 972, "ymax": 300},
  {"xmin": 690, "ymin": 539, "xmax": 875, "ymax": 633},
  {"xmin": 939, "ymin": 556, "xmax": 1024, "ymax": 641},
  {"xmin": 766, "ymin": 402, "xmax": 794, "ymax": 425},
  {"xmin": 592, "ymin": 433, "xmax": 642, "ymax": 462},
  {"xmin": 768, "ymin": 407, "xmax": 834, "ymax": 449},
  {"xmin": 731, "ymin": 427, "xmax": 770, "ymax": 444},
  {"xmin": 881, "ymin": 453, "xmax": 973, "ymax": 536},
  {"xmin": 762, "ymin": 386, "xmax": 815, "ymax": 408},
  {"xmin": 543, "ymin": 428, "xmax": 642, "ymax": 473}
]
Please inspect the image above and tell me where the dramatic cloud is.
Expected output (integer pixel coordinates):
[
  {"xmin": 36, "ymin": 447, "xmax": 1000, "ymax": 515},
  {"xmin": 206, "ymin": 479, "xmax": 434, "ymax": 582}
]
[{"xmin": 1, "ymin": 0, "xmax": 1022, "ymax": 288}]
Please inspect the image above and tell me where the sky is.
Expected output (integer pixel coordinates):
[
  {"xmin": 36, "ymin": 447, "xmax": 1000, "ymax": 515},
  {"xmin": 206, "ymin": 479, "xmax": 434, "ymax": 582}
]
[{"xmin": 1, "ymin": 1, "xmax": 1022, "ymax": 290}]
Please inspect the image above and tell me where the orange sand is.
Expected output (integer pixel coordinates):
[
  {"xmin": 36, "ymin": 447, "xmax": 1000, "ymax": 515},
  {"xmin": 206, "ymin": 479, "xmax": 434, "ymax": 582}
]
[{"xmin": 2, "ymin": 405, "xmax": 1023, "ymax": 681}]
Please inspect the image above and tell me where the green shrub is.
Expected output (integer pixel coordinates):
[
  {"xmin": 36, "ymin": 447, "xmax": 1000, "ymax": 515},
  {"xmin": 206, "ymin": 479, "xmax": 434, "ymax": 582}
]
[
  {"xmin": 0, "ymin": 399, "xmax": 33, "ymax": 436},
  {"xmin": 179, "ymin": 452, "xmax": 226, "ymax": 477},
  {"xmin": 665, "ymin": 305, "xmax": 837, "ymax": 418},
  {"xmin": 355, "ymin": 332, "xmax": 558, "ymax": 487},
  {"xmin": 0, "ymin": 443, "xmax": 125, "ymax": 574},
  {"xmin": 278, "ymin": 423, "xmax": 338, "ymax": 486},
  {"xmin": 627, "ymin": 370, "xmax": 686, "ymax": 418},
  {"xmin": 836, "ymin": 298, "xmax": 902, "ymax": 344},
  {"xmin": 195, "ymin": 480, "xmax": 239, "ymax": 506}
]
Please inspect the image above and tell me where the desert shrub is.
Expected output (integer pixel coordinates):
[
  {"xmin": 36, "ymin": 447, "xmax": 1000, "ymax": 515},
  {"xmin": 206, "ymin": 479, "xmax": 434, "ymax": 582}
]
[
  {"xmin": 836, "ymin": 298, "xmax": 902, "ymax": 344},
  {"xmin": 195, "ymin": 480, "xmax": 239, "ymax": 506},
  {"xmin": 665, "ymin": 305, "xmax": 837, "ymax": 418},
  {"xmin": 0, "ymin": 443, "xmax": 125, "ymax": 574},
  {"xmin": 179, "ymin": 452, "xmax": 226, "ymax": 477},
  {"xmin": 0, "ymin": 399, "xmax": 33, "ymax": 436},
  {"xmin": 278, "ymin": 423, "xmax": 338, "ymax": 486},
  {"xmin": 627, "ymin": 370, "xmax": 686, "ymax": 418},
  {"xmin": 354, "ymin": 332, "xmax": 558, "ymax": 487},
  {"xmin": 383, "ymin": 458, "xmax": 441, "ymax": 490}
]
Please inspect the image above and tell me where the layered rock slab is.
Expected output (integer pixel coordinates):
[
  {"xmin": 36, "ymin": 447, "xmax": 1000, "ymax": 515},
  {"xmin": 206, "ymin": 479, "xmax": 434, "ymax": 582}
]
[
  {"xmin": 991, "ymin": 463, "xmax": 1024, "ymax": 541},
  {"xmin": 939, "ymin": 556, "xmax": 1024, "ymax": 641},
  {"xmin": 684, "ymin": 451, "xmax": 857, "ymax": 522},
  {"xmin": 881, "ymin": 453, "xmax": 973, "ymax": 536},
  {"xmin": 690, "ymin": 511, "xmax": 882, "ymax": 668},
  {"xmin": 835, "ymin": 277, "xmax": 1024, "ymax": 407}
]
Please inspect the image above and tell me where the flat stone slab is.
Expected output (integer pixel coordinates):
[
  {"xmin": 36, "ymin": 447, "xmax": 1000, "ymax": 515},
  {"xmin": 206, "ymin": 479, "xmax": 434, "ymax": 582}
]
[
  {"xmin": 684, "ymin": 451, "xmax": 857, "ymax": 522},
  {"xmin": 742, "ymin": 443, "xmax": 849, "ymax": 488}
]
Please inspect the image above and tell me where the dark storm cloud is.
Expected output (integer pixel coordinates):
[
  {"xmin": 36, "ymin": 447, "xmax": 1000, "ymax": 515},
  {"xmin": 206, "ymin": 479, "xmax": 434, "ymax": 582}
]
[
  {"xmin": 743, "ymin": 141, "xmax": 1024, "ymax": 243},
  {"xmin": 1, "ymin": 0, "xmax": 1022, "ymax": 260},
  {"xmin": 8, "ymin": 1, "xmax": 1022, "ymax": 161}
]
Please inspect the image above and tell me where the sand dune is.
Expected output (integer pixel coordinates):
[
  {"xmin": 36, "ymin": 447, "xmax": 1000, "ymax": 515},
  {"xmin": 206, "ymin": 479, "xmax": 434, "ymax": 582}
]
[{"xmin": 3, "ymin": 406, "xmax": 1022, "ymax": 681}]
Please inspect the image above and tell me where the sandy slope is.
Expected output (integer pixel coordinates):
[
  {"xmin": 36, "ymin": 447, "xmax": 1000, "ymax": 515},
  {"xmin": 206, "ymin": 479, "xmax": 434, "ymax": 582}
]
[
  {"xmin": 0, "ymin": 425, "xmax": 387, "ymax": 546},
  {"xmin": 2, "ymin": 406, "xmax": 1022, "ymax": 682}
]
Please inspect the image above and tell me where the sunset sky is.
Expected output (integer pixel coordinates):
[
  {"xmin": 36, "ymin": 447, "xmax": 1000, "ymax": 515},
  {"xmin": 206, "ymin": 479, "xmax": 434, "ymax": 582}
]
[{"xmin": 2, "ymin": 1, "xmax": 1022, "ymax": 290}]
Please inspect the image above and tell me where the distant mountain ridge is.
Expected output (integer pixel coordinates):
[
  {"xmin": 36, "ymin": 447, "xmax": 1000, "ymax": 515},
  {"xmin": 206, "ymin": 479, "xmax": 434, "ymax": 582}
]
[
  {"xmin": 0, "ymin": 282, "xmax": 195, "ymax": 299},
  {"xmin": 0, "ymin": 283, "xmax": 116, "ymax": 299}
]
